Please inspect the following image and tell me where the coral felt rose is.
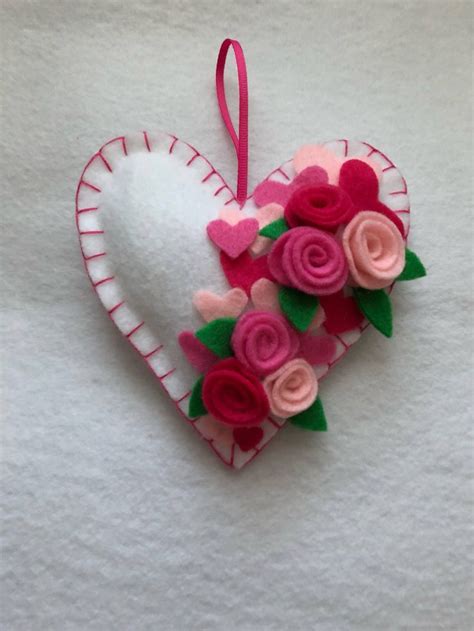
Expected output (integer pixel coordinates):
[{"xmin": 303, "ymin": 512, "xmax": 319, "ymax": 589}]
[
  {"xmin": 342, "ymin": 211, "xmax": 405, "ymax": 289},
  {"xmin": 268, "ymin": 226, "xmax": 348, "ymax": 296},
  {"xmin": 202, "ymin": 358, "xmax": 269, "ymax": 427},
  {"xmin": 263, "ymin": 358, "xmax": 318, "ymax": 418},
  {"xmin": 231, "ymin": 310, "xmax": 300, "ymax": 376},
  {"xmin": 284, "ymin": 184, "xmax": 354, "ymax": 230}
]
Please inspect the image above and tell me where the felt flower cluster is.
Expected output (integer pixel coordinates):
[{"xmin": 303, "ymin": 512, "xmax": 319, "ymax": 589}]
[
  {"xmin": 179, "ymin": 144, "xmax": 426, "ymax": 443},
  {"xmin": 179, "ymin": 306, "xmax": 334, "ymax": 450},
  {"xmin": 253, "ymin": 146, "xmax": 427, "ymax": 338}
]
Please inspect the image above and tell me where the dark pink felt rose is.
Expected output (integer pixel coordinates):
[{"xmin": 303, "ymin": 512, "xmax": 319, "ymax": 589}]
[{"xmin": 268, "ymin": 227, "xmax": 348, "ymax": 296}]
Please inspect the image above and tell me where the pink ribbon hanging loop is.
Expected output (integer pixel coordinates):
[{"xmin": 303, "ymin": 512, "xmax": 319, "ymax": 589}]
[{"xmin": 215, "ymin": 39, "xmax": 249, "ymax": 206}]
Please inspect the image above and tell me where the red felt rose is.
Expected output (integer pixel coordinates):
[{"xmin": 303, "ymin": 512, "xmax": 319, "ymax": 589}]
[
  {"xmin": 284, "ymin": 184, "xmax": 355, "ymax": 231},
  {"xmin": 202, "ymin": 358, "xmax": 269, "ymax": 427}
]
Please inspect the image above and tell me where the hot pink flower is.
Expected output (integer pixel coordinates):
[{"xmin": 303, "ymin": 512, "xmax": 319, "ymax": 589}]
[
  {"xmin": 268, "ymin": 227, "xmax": 348, "ymax": 296},
  {"xmin": 231, "ymin": 311, "xmax": 300, "ymax": 376}
]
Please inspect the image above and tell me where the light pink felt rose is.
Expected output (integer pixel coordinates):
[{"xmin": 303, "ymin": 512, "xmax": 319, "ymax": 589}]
[
  {"xmin": 263, "ymin": 358, "xmax": 318, "ymax": 418},
  {"xmin": 342, "ymin": 211, "xmax": 405, "ymax": 289}
]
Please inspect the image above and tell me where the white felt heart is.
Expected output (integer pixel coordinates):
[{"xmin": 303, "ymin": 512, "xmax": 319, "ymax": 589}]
[{"xmin": 76, "ymin": 132, "xmax": 410, "ymax": 469}]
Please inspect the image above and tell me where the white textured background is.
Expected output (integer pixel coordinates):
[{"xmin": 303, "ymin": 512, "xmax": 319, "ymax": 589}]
[{"xmin": 1, "ymin": 1, "xmax": 472, "ymax": 629}]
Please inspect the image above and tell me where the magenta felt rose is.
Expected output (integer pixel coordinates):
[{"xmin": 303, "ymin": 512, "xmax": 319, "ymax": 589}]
[
  {"xmin": 284, "ymin": 184, "xmax": 354, "ymax": 231},
  {"xmin": 231, "ymin": 311, "xmax": 300, "ymax": 376},
  {"xmin": 342, "ymin": 211, "xmax": 405, "ymax": 289},
  {"xmin": 263, "ymin": 358, "xmax": 318, "ymax": 418},
  {"xmin": 268, "ymin": 226, "xmax": 348, "ymax": 296}
]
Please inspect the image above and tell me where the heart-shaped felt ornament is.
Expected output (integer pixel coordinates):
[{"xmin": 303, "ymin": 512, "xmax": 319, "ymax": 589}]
[{"xmin": 76, "ymin": 39, "xmax": 426, "ymax": 469}]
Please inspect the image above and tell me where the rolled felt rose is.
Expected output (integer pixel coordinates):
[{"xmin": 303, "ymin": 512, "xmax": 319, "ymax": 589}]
[
  {"xmin": 231, "ymin": 311, "xmax": 300, "ymax": 376},
  {"xmin": 342, "ymin": 211, "xmax": 405, "ymax": 289},
  {"xmin": 202, "ymin": 358, "xmax": 269, "ymax": 427},
  {"xmin": 263, "ymin": 358, "xmax": 318, "ymax": 418},
  {"xmin": 284, "ymin": 184, "xmax": 354, "ymax": 230},
  {"xmin": 268, "ymin": 226, "xmax": 348, "ymax": 296}
]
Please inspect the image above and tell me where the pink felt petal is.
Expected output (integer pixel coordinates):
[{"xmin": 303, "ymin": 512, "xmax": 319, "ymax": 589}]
[
  {"xmin": 256, "ymin": 203, "xmax": 285, "ymax": 227},
  {"xmin": 193, "ymin": 288, "xmax": 248, "ymax": 322},
  {"xmin": 338, "ymin": 160, "xmax": 405, "ymax": 236},
  {"xmin": 342, "ymin": 156, "xmax": 383, "ymax": 182},
  {"xmin": 250, "ymin": 203, "xmax": 284, "ymax": 255},
  {"xmin": 308, "ymin": 305, "xmax": 326, "ymax": 331},
  {"xmin": 250, "ymin": 279, "xmax": 281, "ymax": 313},
  {"xmin": 299, "ymin": 333, "xmax": 337, "ymax": 365},
  {"xmin": 178, "ymin": 331, "xmax": 219, "ymax": 373},
  {"xmin": 339, "ymin": 159, "xmax": 379, "ymax": 203},
  {"xmin": 218, "ymin": 207, "xmax": 244, "ymax": 226},
  {"xmin": 293, "ymin": 145, "xmax": 342, "ymax": 184},
  {"xmin": 207, "ymin": 218, "xmax": 259, "ymax": 259},
  {"xmin": 254, "ymin": 180, "xmax": 292, "ymax": 207},
  {"xmin": 292, "ymin": 165, "xmax": 329, "ymax": 187},
  {"xmin": 220, "ymin": 252, "xmax": 274, "ymax": 295}
]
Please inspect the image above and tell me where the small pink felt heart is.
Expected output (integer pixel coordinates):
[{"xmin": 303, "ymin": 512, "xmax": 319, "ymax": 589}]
[
  {"xmin": 207, "ymin": 218, "xmax": 259, "ymax": 259},
  {"xmin": 193, "ymin": 288, "xmax": 248, "ymax": 322},
  {"xmin": 299, "ymin": 333, "xmax": 337, "ymax": 365},
  {"xmin": 250, "ymin": 278, "xmax": 281, "ymax": 313},
  {"xmin": 250, "ymin": 203, "xmax": 284, "ymax": 255},
  {"xmin": 218, "ymin": 207, "xmax": 242, "ymax": 225}
]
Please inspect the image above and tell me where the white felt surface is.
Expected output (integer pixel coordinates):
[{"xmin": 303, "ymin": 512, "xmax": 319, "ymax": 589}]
[{"xmin": 1, "ymin": 1, "xmax": 472, "ymax": 629}]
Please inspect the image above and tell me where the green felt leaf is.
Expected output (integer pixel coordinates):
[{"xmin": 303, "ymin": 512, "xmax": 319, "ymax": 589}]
[
  {"xmin": 259, "ymin": 218, "xmax": 289, "ymax": 240},
  {"xmin": 279, "ymin": 286, "xmax": 319, "ymax": 332},
  {"xmin": 189, "ymin": 377, "xmax": 207, "ymax": 418},
  {"xmin": 397, "ymin": 248, "xmax": 427, "ymax": 281},
  {"xmin": 354, "ymin": 288, "xmax": 393, "ymax": 338},
  {"xmin": 195, "ymin": 317, "xmax": 237, "ymax": 358},
  {"xmin": 290, "ymin": 397, "xmax": 327, "ymax": 431}
]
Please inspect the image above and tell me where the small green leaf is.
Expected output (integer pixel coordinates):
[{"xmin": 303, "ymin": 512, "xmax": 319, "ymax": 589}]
[
  {"xmin": 195, "ymin": 317, "xmax": 237, "ymax": 358},
  {"xmin": 354, "ymin": 288, "xmax": 393, "ymax": 337},
  {"xmin": 279, "ymin": 286, "xmax": 319, "ymax": 332},
  {"xmin": 259, "ymin": 218, "xmax": 289, "ymax": 240},
  {"xmin": 290, "ymin": 397, "xmax": 327, "ymax": 431},
  {"xmin": 189, "ymin": 377, "xmax": 207, "ymax": 418},
  {"xmin": 397, "ymin": 248, "xmax": 427, "ymax": 281}
]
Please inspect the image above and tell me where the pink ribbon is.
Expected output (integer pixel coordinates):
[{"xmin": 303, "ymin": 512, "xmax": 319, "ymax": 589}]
[{"xmin": 215, "ymin": 39, "xmax": 249, "ymax": 206}]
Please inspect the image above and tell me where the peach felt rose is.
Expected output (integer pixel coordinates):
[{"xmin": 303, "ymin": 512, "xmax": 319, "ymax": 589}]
[
  {"xmin": 342, "ymin": 211, "xmax": 405, "ymax": 290},
  {"xmin": 263, "ymin": 358, "xmax": 318, "ymax": 418}
]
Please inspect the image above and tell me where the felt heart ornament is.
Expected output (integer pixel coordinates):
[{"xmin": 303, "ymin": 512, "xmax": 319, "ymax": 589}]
[{"xmin": 76, "ymin": 39, "xmax": 424, "ymax": 470}]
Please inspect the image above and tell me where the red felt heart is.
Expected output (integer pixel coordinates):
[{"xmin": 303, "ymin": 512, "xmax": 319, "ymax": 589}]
[
  {"xmin": 233, "ymin": 426, "xmax": 264, "ymax": 452},
  {"xmin": 319, "ymin": 292, "xmax": 365, "ymax": 335},
  {"xmin": 220, "ymin": 251, "xmax": 274, "ymax": 295}
]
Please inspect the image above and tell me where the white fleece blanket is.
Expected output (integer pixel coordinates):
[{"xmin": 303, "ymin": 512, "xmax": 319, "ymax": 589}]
[{"xmin": 1, "ymin": 1, "xmax": 472, "ymax": 629}]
